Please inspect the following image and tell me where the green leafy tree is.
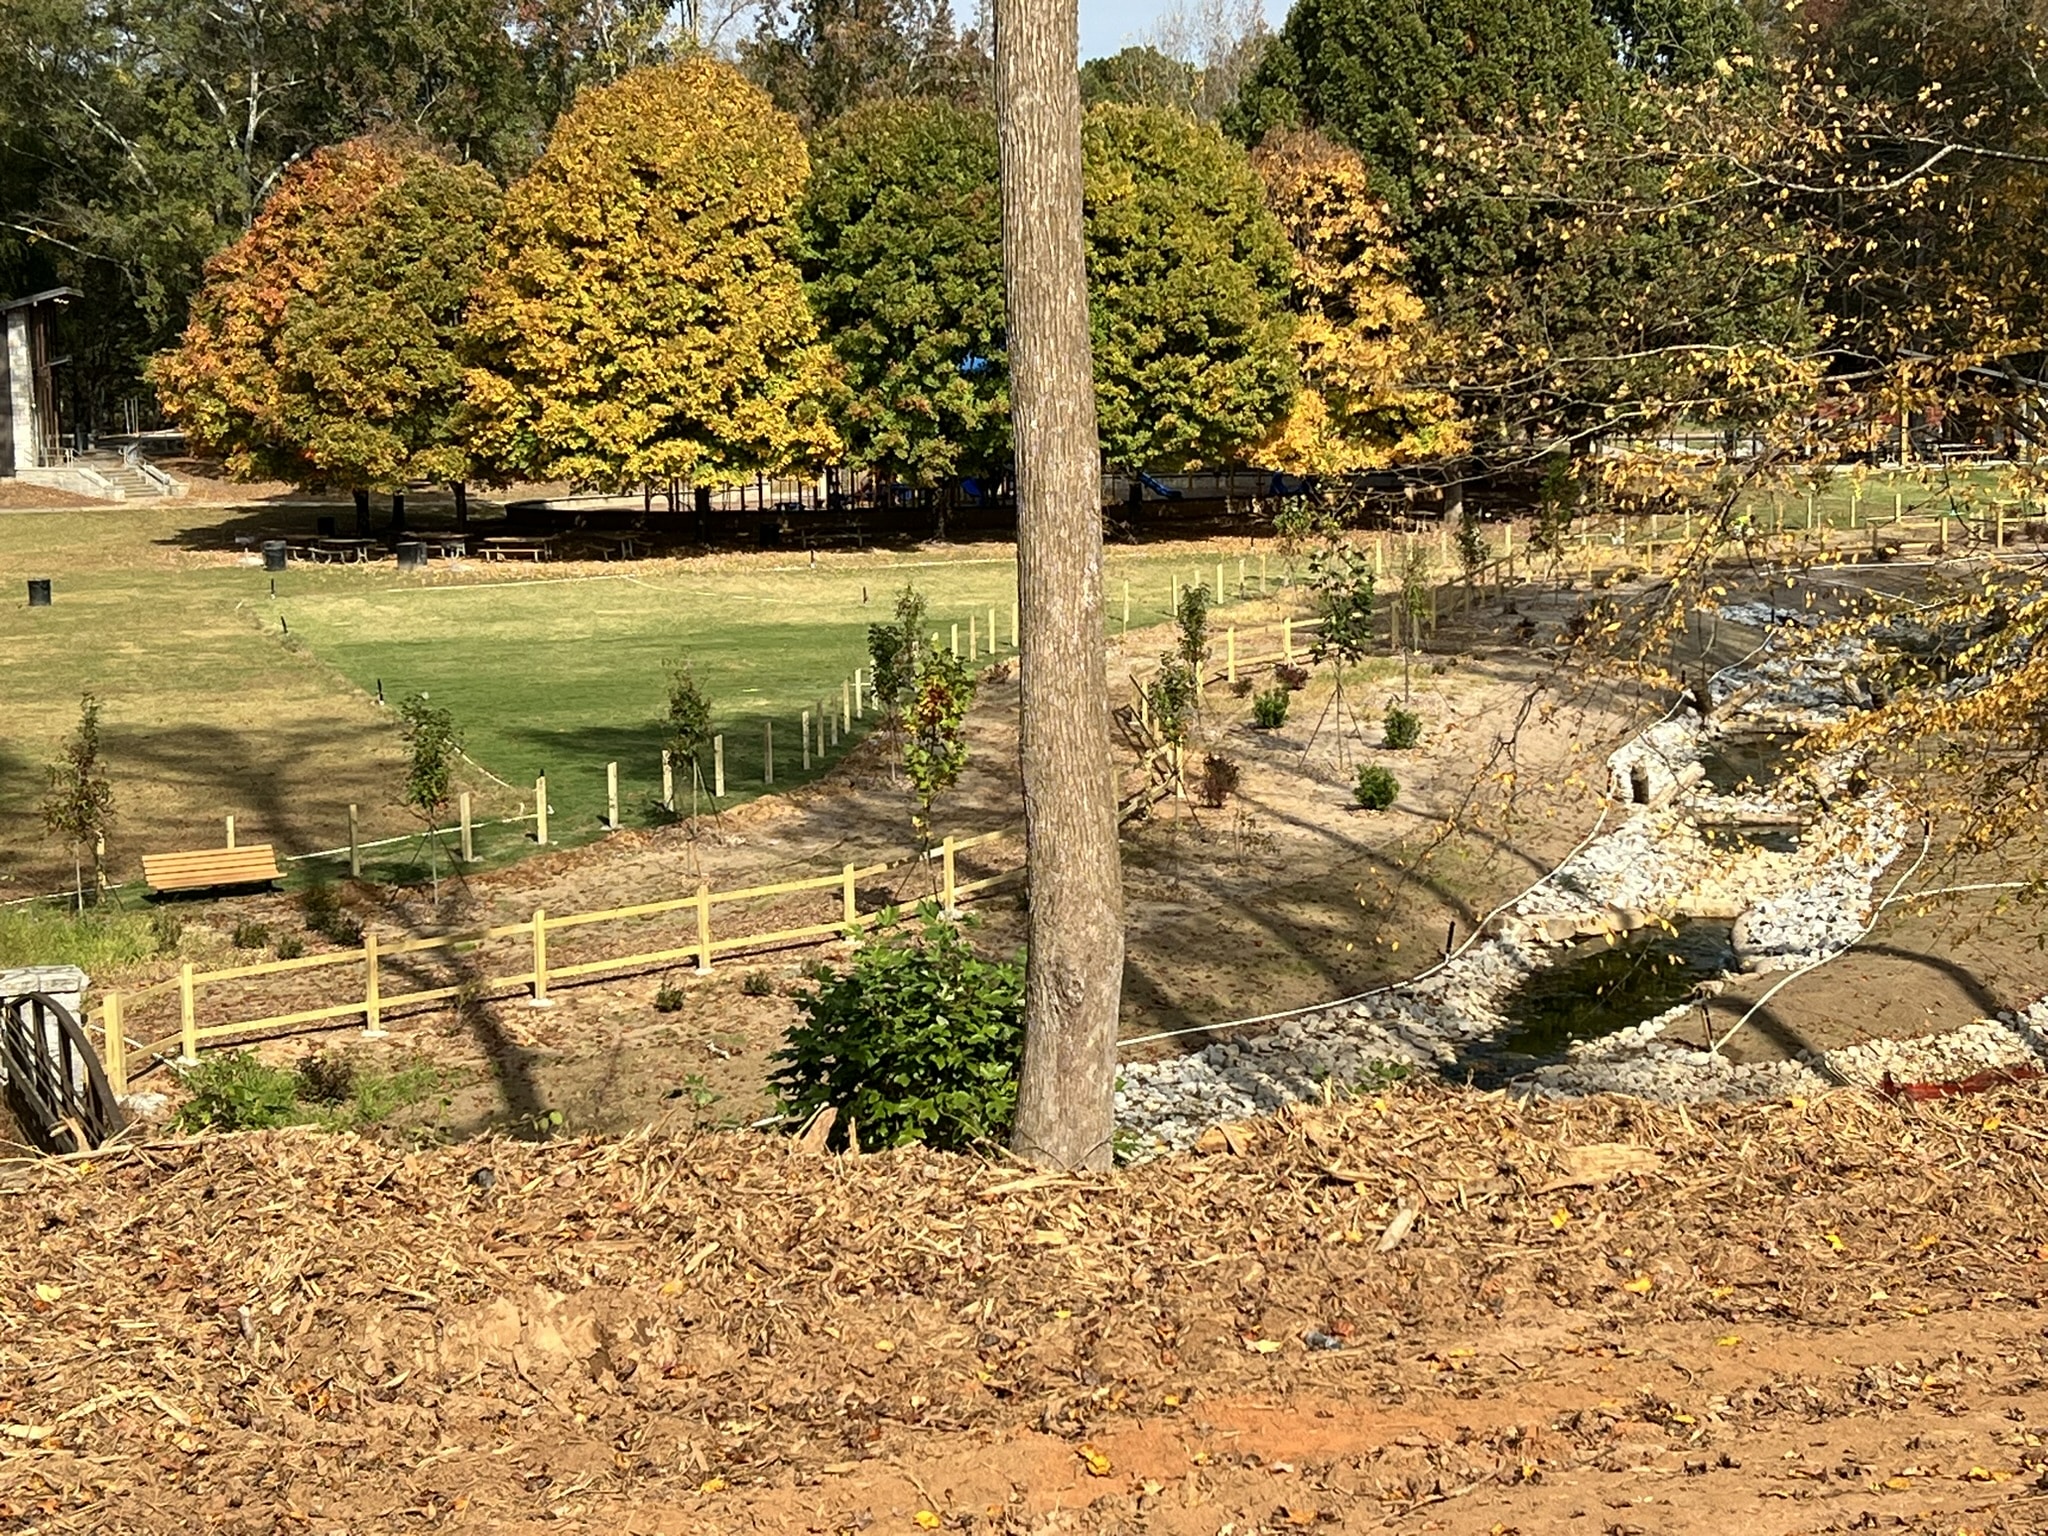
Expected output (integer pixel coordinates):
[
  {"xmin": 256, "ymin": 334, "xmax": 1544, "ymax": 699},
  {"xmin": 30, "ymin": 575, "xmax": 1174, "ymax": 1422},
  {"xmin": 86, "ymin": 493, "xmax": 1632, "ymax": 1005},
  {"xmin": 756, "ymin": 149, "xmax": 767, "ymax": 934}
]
[
  {"xmin": 867, "ymin": 585, "xmax": 930, "ymax": 718},
  {"xmin": 1080, "ymin": 45, "xmax": 1197, "ymax": 109},
  {"xmin": 1084, "ymin": 103, "xmax": 1297, "ymax": 468},
  {"xmin": 42, "ymin": 693, "xmax": 114, "ymax": 910},
  {"xmin": 662, "ymin": 659, "xmax": 716, "ymax": 813},
  {"xmin": 800, "ymin": 101, "xmax": 1010, "ymax": 487},
  {"xmin": 396, "ymin": 693, "xmax": 461, "ymax": 892},
  {"xmin": 771, "ymin": 906, "xmax": 1024, "ymax": 1152},
  {"xmin": 741, "ymin": 0, "xmax": 989, "ymax": 126},
  {"xmin": 464, "ymin": 58, "xmax": 841, "ymax": 492}
]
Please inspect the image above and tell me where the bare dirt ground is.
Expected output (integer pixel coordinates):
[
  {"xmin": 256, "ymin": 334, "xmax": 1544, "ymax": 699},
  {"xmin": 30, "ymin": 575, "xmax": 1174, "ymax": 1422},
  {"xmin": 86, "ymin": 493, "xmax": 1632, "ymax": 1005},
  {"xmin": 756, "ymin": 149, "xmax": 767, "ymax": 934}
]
[{"xmin": 6, "ymin": 1083, "xmax": 2048, "ymax": 1534}]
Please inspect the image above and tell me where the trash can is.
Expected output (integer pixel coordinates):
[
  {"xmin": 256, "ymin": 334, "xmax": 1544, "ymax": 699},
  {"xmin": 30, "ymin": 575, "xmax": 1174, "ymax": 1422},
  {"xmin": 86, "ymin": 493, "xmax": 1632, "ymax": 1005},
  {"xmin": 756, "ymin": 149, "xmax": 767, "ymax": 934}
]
[
  {"xmin": 26, "ymin": 579, "xmax": 50, "ymax": 607},
  {"xmin": 261, "ymin": 540, "xmax": 288, "ymax": 572},
  {"xmin": 395, "ymin": 539, "xmax": 426, "ymax": 571},
  {"xmin": 316, "ymin": 514, "xmax": 338, "ymax": 537}
]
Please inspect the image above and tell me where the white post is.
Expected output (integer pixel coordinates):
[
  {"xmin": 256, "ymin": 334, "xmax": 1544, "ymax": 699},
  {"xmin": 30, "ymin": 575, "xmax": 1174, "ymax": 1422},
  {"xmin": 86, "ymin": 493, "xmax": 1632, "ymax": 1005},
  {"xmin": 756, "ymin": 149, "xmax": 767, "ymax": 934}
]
[
  {"xmin": 949, "ymin": 622, "xmax": 959, "ymax": 657},
  {"xmin": 606, "ymin": 761, "xmax": 619, "ymax": 830},
  {"xmin": 662, "ymin": 749, "xmax": 674, "ymax": 813},
  {"xmin": 225, "ymin": 815, "xmax": 236, "ymax": 849},
  {"xmin": 853, "ymin": 667, "xmax": 865, "ymax": 719},
  {"xmin": 459, "ymin": 791, "xmax": 473, "ymax": 863},
  {"xmin": 969, "ymin": 613, "xmax": 978, "ymax": 661},
  {"xmin": 842, "ymin": 679, "xmax": 852, "ymax": 732},
  {"xmin": 348, "ymin": 803, "xmax": 361, "ymax": 877},
  {"xmin": 535, "ymin": 775, "xmax": 548, "ymax": 845},
  {"xmin": 713, "ymin": 735, "xmax": 725, "ymax": 798},
  {"xmin": 764, "ymin": 721, "xmax": 773, "ymax": 785},
  {"xmin": 801, "ymin": 711, "xmax": 810, "ymax": 771}
]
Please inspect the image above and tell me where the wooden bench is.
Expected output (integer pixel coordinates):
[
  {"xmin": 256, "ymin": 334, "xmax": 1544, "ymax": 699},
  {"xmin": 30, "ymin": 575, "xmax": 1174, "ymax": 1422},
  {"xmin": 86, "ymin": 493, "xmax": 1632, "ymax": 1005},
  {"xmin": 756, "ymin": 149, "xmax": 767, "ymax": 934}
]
[
  {"xmin": 479, "ymin": 537, "xmax": 554, "ymax": 562},
  {"xmin": 142, "ymin": 845, "xmax": 285, "ymax": 895}
]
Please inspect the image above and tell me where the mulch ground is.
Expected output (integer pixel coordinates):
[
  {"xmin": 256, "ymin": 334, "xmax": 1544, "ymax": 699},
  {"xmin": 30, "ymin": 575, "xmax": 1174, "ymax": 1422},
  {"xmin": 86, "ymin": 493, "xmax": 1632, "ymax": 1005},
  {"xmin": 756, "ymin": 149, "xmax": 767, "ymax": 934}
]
[{"xmin": 6, "ymin": 1081, "xmax": 2048, "ymax": 1533}]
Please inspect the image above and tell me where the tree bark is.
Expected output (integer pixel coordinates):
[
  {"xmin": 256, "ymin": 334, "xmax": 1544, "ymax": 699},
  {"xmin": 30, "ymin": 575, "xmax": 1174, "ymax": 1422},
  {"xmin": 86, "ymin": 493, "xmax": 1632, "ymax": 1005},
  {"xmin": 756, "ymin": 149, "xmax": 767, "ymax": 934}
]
[
  {"xmin": 451, "ymin": 481, "xmax": 469, "ymax": 528},
  {"xmin": 995, "ymin": 0, "xmax": 1125, "ymax": 1171}
]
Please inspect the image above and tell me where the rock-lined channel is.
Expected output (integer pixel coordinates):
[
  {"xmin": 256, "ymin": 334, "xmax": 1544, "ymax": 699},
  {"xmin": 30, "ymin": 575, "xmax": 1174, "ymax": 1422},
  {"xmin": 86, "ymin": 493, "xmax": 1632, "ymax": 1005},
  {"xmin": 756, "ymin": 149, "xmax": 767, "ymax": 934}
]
[{"xmin": 1116, "ymin": 619, "xmax": 2048, "ymax": 1154}]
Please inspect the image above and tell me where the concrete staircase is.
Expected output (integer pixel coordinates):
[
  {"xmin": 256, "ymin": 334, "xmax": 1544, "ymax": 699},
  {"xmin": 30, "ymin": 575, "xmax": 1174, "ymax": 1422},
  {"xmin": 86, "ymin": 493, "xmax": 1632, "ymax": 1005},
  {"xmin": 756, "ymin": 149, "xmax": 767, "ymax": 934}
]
[{"xmin": 47, "ymin": 450, "xmax": 181, "ymax": 501}]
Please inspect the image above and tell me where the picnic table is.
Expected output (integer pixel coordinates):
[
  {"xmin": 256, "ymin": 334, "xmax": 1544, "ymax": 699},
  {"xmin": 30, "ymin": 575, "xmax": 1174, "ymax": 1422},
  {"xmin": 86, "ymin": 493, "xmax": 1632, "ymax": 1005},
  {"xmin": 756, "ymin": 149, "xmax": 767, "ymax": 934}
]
[
  {"xmin": 418, "ymin": 533, "xmax": 470, "ymax": 558},
  {"xmin": 306, "ymin": 537, "xmax": 379, "ymax": 564},
  {"xmin": 479, "ymin": 535, "xmax": 555, "ymax": 562},
  {"xmin": 580, "ymin": 533, "xmax": 640, "ymax": 560}
]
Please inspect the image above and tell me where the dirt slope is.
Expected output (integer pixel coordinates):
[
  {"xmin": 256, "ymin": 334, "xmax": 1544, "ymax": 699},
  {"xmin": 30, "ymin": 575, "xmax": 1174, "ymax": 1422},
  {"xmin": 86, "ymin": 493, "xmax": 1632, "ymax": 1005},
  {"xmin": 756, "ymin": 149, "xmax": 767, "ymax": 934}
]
[{"xmin": 6, "ymin": 1082, "xmax": 2048, "ymax": 1533}]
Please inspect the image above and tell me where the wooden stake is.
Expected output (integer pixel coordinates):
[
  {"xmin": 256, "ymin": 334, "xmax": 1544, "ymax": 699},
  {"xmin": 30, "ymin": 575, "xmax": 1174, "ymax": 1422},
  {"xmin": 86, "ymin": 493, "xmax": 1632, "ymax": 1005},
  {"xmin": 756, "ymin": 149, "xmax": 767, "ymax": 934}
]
[
  {"xmin": 942, "ymin": 834, "xmax": 957, "ymax": 916},
  {"xmin": 606, "ymin": 760, "xmax": 619, "ymax": 829},
  {"xmin": 694, "ymin": 885, "xmax": 712, "ymax": 973},
  {"xmin": 225, "ymin": 815, "xmax": 236, "ymax": 849},
  {"xmin": 950, "ymin": 622, "xmax": 959, "ymax": 657},
  {"xmin": 713, "ymin": 735, "xmax": 725, "ymax": 798},
  {"xmin": 764, "ymin": 721, "xmax": 774, "ymax": 785},
  {"xmin": 348, "ymin": 804, "xmax": 361, "ymax": 877},
  {"xmin": 842, "ymin": 680, "xmax": 852, "ymax": 732},
  {"xmin": 101, "ymin": 993, "xmax": 125, "ymax": 1095},
  {"xmin": 530, "ymin": 909, "xmax": 548, "ymax": 1003},
  {"xmin": 842, "ymin": 863, "xmax": 857, "ymax": 927},
  {"xmin": 802, "ymin": 711, "xmax": 811, "ymax": 771},
  {"xmin": 178, "ymin": 964, "xmax": 197, "ymax": 1064},
  {"xmin": 535, "ymin": 775, "xmax": 549, "ymax": 845},
  {"xmin": 969, "ymin": 613, "xmax": 978, "ymax": 660},
  {"xmin": 459, "ymin": 791, "xmax": 473, "ymax": 863},
  {"xmin": 854, "ymin": 667, "xmax": 864, "ymax": 718},
  {"xmin": 661, "ymin": 750, "xmax": 674, "ymax": 813},
  {"xmin": 363, "ymin": 930, "xmax": 384, "ymax": 1036}
]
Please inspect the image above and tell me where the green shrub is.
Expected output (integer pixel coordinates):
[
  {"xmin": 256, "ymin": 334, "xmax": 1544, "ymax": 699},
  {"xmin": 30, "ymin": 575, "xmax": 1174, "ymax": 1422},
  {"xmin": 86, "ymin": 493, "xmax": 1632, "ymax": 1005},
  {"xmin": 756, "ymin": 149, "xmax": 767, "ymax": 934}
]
[
  {"xmin": 1383, "ymin": 703, "xmax": 1422, "ymax": 750},
  {"xmin": 231, "ymin": 919, "xmax": 270, "ymax": 950},
  {"xmin": 1274, "ymin": 662, "xmax": 1310, "ymax": 690},
  {"xmin": 1354, "ymin": 764, "xmax": 1399, "ymax": 811},
  {"xmin": 148, "ymin": 908, "xmax": 183, "ymax": 954},
  {"xmin": 275, "ymin": 933, "xmax": 304, "ymax": 960},
  {"xmin": 1251, "ymin": 685, "xmax": 1290, "ymax": 729},
  {"xmin": 771, "ymin": 906, "xmax": 1024, "ymax": 1153},
  {"xmin": 654, "ymin": 980, "xmax": 687, "ymax": 1012},
  {"xmin": 1196, "ymin": 752, "xmax": 1241, "ymax": 808},
  {"xmin": 298, "ymin": 875, "xmax": 341, "ymax": 935},
  {"xmin": 294, "ymin": 1050, "xmax": 357, "ymax": 1105},
  {"xmin": 0, "ymin": 905, "xmax": 159, "ymax": 970},
  {"xmin": 740, "ymin": 969, "xmax": 774, "ymax": 997},
  {"xmin": 173, "ymin": 1050, "xmax": 301, "ymax": 1132}
]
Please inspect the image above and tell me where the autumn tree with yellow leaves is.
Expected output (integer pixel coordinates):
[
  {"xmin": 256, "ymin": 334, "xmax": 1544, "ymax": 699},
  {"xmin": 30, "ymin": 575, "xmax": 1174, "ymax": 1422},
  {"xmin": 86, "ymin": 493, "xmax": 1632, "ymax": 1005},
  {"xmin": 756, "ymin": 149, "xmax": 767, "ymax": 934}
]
[
  {"xmin": 464, "ymin": 58, "xmax": 841, "ymax": 492},
  {"xmin": 1249, "ymin": 129, "xmax": 1462, "ymax": 476}
]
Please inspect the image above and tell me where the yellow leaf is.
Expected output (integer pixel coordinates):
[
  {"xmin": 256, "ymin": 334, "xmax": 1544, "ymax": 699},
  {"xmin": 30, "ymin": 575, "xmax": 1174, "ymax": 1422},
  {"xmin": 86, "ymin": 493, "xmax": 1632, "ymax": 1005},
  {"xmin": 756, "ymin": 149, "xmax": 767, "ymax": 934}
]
[
  {"xmin": 1716, "ymin": 1335, "xmax": 1740, "ymax": 1347},
  {"xmin": 874, "ymin": 1339, "xmax": 895, "ymax": 1352},
  {"xmin": 32, "ymin": 1283, "xmax": 60, "ymax": 1304},
  {"xmin": 1622, "ymin": 1275, "xmax": 1653, "ymax": 1294},
  {"xmin": 698, "ymin": 1477, "xmax": 728, "ymax": 1493},
  {"xmin": 1078, "ymin": 1444, "xmax": 1113, "ymax": 1477},
  {"xmin": 1884, "ymin": 1476, "xmax": 1915, "ymax": 1491},
  {"xmin": 1983, "ymin": 1114, "xmax": 2003, "ymax": 1131},
  {"xmin": 914, "ymin": 1511, "xmax": 942, "ymax": 1529},
  {"xmin": 1824, "ymin": 1231, "xmax": 1845, "ymax": 1251},
  {"xmin": 1247, "ymin": 1338, "xmax": 1283, "ymax": 1354},
  {"xmin": 1550, "ymin": 1209, "xmax": 1571, "ymax": 1230}
]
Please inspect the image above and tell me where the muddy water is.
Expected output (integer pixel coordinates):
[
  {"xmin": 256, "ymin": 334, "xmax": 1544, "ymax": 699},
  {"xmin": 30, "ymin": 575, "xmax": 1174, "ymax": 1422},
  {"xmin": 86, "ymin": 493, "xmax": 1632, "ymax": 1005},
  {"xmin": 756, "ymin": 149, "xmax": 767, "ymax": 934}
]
[{"xmin": 1495, "ymin": 920, "xmax": 1737, "ymax": 1059}]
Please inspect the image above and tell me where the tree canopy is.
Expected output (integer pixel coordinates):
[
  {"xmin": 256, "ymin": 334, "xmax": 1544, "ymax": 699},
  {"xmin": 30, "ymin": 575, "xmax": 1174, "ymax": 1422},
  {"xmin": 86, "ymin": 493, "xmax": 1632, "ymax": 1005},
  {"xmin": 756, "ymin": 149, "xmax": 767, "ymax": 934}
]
[
  {"xmin": 800, "ymin": 100, "xmax": 1010, "ymax": 485},
  {"xmin": 154, "ymin": 139, "xmax": 499, "ymax": 490},
  {"xmin": 463, "ymin": 58, "xmax": 841, "ymax": 491},
  {"xmin": 1083, "ymin": 104, "xmax": 1297, "ymax": 469}
]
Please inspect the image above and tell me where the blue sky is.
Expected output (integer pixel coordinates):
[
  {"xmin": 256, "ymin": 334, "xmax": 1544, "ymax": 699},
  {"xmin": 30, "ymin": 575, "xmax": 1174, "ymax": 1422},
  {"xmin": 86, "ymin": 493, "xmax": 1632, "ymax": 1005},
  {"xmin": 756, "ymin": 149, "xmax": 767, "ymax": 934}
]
[{"xmin": 1078, "ymin": 0, "xmax": 1265, "ymax": 64}]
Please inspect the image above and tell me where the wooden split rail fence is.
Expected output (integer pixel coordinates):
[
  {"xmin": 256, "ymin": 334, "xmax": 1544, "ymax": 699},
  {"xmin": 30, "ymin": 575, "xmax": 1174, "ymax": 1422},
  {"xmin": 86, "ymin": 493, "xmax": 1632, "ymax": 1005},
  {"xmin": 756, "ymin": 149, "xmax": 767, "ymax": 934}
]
[{"xmin": 94, "ymin": 827, "xmax": 1020, "ymax": 1094}]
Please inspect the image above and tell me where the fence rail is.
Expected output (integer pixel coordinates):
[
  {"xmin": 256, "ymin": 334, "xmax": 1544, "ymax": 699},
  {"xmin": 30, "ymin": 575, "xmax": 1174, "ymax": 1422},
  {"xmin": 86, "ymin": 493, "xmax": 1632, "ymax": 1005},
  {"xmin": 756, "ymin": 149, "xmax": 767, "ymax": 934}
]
[{"xmin": 97, "ymin": 827, "xmax": 1021, "ymax": 1093}]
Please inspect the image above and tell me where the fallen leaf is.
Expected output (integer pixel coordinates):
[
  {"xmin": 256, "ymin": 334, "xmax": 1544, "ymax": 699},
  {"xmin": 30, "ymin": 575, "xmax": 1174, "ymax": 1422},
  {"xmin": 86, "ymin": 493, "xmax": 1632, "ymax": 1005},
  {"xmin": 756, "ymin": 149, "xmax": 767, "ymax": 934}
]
[
  {"xmin": 1280, "ymin": 1508, "xmax": 1319, "ymax": 1527},
  {"xmin": 1716, "ymin": 1335, "xmax": 1741, "ymax": 1347},
  {"xmin": 697, "ymin": 1477, "xmax": 727, "ymax": 1493},
  {"xmin": 1824, "ymin": 1231, "xmax": 1845, "ymax": 1251},
  {"xmin": 31, "ymin": 1284, "xmax": 60, "ymax": 1305},
  {"xmin": 1537, "ymin": 1144, "xmax": 1660, "ymax": 1192},
  {"xmin": 1078, "ymin": 1444, "xmax": 1113, "ymax": 1477},
  {"xmin": 1550, "ymin": 1209, "xmax": 1572, "ymax": 1230},
  {"xmin": 1377, "ymin": 1207, "xmax": 1418, "ymax": 1253},
  {"xmin": 1245, "ymin": 1338, "xmax": 1283, "ymax": 1354},
  {"xmin": 874, "ymin": 1339, "xmax": 895, "ymax": 1352},
  {"xmin": 795, "ymin": 1106, "xmax": 837, "ymax": 1154},
  {"xmin": 914, "ymin": 1512, "xmax": 942, "ymax": 1529},
  {"xmin": 1622, "ymin": 1275, "xmax": 1654, "ymax": 1294}
]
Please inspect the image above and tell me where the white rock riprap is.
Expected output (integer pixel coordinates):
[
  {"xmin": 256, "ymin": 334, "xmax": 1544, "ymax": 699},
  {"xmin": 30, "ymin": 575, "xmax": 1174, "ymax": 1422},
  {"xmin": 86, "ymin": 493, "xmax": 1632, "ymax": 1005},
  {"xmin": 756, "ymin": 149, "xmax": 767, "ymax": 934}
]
[{"xmin": 1115, "ymin": 621, "xmax": 1995, "ymax": 1154}]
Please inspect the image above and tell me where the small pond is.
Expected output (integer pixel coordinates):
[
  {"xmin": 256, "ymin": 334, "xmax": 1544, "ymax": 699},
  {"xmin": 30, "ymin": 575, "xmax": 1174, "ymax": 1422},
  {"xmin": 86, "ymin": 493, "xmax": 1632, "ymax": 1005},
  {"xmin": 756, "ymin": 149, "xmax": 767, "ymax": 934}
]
[
  {"xmin": 1494, "ymin": 919, "xmax": 1736, "ymax": 1059},
  {"xmin": 1697, "ymin": 732, "xmax": 1793, "ymax": 796}
]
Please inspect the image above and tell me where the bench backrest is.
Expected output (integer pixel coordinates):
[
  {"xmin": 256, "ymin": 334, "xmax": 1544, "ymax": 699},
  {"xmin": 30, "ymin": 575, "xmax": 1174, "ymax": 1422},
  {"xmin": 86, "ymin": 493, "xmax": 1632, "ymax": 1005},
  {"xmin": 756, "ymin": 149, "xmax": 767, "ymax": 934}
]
[{"xmin": 141, "ymin": 845, "xmax": 284, "ymax": 891}]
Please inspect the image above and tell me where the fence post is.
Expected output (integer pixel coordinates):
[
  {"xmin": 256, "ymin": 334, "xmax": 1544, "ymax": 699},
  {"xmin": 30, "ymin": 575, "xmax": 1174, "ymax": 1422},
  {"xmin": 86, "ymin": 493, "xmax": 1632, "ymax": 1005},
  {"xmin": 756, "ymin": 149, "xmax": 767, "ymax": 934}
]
[
  {"xmin": 842, "ymin": 863, "xmax": 857, "ymax": 928},
  {"xmin": 765, "ymin": 721, "xmax": 774, "ymax": 785},
  {"xmin": 225, "ymin": 815, "xmax": 236, "ymax": 849},
  {"xmin": 531, "ymin": 908, "xmax": 549, "ymax": 1003},
  {"xmin": 949, "ymin": 622, "xmax": 959, "ymax": 657},
  {"xmin": 942, "ymin": 835, "xmax": 957, "ymax": 916},
  {"xmin": 695, "ymin": 885, "xmax": 712, "ymax": 974},
  {"xmin": 969, "ymin": 613, "xmax": 978, "ymax": 661},
  {"xmin": 1227, "ymin": 626, "xmax": 1236, "ymax": 684},
  {"xmin": 607, "ymin": 761, "xmax": 620, "ymax": 830},
  {"xmin": 459, "ymin": 792, "xmax": 473, "ymax": 863},
  {"xmin": 1894, "ymin": 490, "xmax": 1903, "ymax": 523},
  {"xmin": 662, "ymin": 750, "xmax": 674, "ymax": 813},
  {"xmin": 842, "ymin": 680, "xmax": 852, "ymax": 733},
  {"xmin": 714, "ymin": 735, "xmax": 725, "ymax": 798},
  {"xmin": 363, "ymin": 930, "xmax": 384, "ymax": 1036},
  {"xmin": 178, "ymin": 964, "xmax": 197, "ymax": 1064},
  {"xmin": 102, "ymin": 992, "xmax": 125, "ymax": 1096},
  {"xmin": 535, "ymin": 775, "xmax": 549, "ymax": 845},
  {"xmin": 854, "ymin": 667, "xmax": 864, "ymax": 719},
  {"xmin": 348, "ymin": 803, "xmax": 361, "ymax": 877},
  {"xmin": 801, "ymin": 711, "xmax": 811, "ymax": 771}
]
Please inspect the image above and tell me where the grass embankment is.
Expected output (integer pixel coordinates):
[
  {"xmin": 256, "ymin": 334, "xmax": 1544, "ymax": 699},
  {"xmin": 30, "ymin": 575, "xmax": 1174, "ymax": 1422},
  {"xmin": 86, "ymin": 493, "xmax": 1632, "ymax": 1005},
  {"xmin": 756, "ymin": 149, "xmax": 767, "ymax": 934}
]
[{"xmin": 0, "ymin": 500, "xmax": 1288, "ymax": 899}]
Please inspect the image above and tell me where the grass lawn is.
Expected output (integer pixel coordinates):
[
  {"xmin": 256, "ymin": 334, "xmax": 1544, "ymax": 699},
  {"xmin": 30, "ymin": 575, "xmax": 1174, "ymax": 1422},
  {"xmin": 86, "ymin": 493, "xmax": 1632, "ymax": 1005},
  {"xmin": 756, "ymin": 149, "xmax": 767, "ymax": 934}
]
[{"xmin": 0, "ymin": 499, "xmax": 1287, "ymax": 894}]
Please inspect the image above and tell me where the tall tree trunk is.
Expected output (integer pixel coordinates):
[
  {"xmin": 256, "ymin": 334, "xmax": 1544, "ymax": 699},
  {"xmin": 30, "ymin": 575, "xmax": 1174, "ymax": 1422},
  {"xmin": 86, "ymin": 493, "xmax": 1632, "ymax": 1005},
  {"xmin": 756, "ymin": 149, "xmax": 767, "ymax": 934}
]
[
  {"xmin": 451, "ymin": 481, "xmax": 469, "ymax": 528},
  {"xmin": 353, "ymin": 487, "xmax": 371, "ymax": 537},
  {"xmin": 996, "ymin": 0, "xmax": 1125, "ymax": 1171}
]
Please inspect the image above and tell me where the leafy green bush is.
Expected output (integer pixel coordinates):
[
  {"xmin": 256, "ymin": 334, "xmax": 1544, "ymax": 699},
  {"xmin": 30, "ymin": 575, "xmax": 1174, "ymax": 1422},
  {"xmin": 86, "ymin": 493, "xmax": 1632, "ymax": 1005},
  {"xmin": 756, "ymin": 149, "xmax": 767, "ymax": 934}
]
[
  {"xmin": 0, "ymin": 905, "xmax": 158, "ymax": 970},
  {"xmin": 148, "ymin": 908, "xmax": 183, "ymax": 955},
  {"xmin": 231, "ymin": 919, "xmax": 270, "ymax": 950},
  {"xmin": 654, "ymin": 980, "xmax": 687, "ymax": 1012},
  {"xmin": 1251, "ymin": 685, "xmax": 1290, "ymax": 729},
  {"xmin": 1383, "ymin": 703, "xmax": 1422, "ymax": 750},
  {"xmin": 740, "ymin": 969, "xmax": 774, "ymax": 997},
  {"xmin": 771, "ymin": 906, "xmax": 1024, "ymax": 1153},
  {"xmin": 275, "ymin": 933, "xmax": 304, "ymax": 960},
  {"xmin": 173, "ymin": 1051, "xmax": 301, "ymax": 1132},
  {"xmin": 1354, "ymin": 764, "xmax": 1399, "ymax": 811},
  {"xmin": 1274, "ymin": 662, "xmax": 1310, "ymax": 690}
]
